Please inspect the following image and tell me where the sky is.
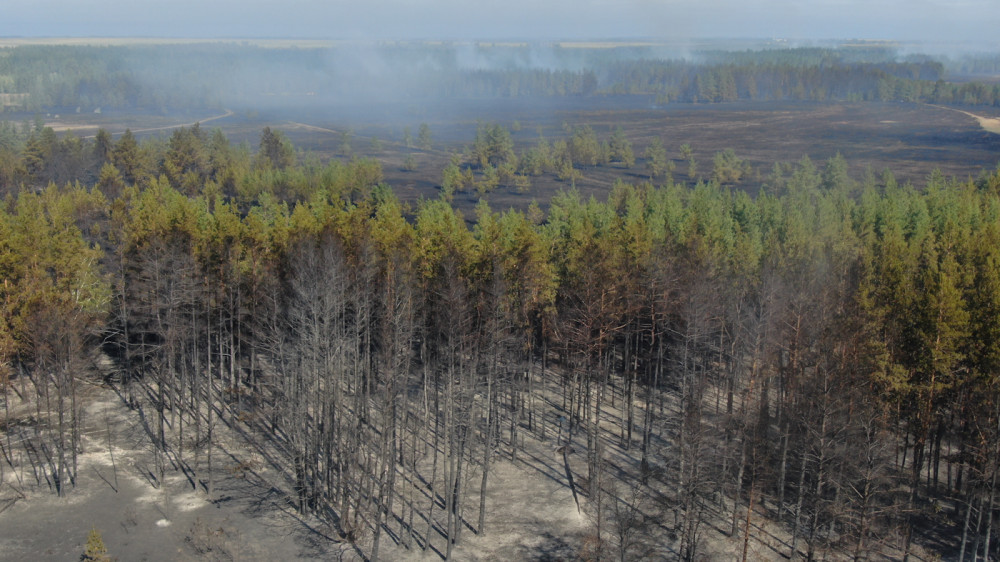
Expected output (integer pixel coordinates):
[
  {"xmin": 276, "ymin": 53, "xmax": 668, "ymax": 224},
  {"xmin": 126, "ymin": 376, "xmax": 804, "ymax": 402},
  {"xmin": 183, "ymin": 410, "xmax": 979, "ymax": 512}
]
[{"xmin": 2, "ymin": 0, "xmax": 999, "ymax": 46}]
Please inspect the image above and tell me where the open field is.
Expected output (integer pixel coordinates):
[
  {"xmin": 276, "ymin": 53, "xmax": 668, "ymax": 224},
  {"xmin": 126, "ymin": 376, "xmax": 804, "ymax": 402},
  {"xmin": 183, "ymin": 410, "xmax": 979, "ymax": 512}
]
[{"xmin": 281, "ymin": 98, "xmax": 1000, "ymax": 215}]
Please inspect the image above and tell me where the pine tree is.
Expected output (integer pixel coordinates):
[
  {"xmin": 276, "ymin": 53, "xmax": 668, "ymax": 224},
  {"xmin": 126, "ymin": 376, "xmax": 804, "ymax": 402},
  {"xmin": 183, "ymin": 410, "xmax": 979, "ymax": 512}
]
[{"xmin": 82, "ymin": 527, "xmax": 110, "ymax": 561}]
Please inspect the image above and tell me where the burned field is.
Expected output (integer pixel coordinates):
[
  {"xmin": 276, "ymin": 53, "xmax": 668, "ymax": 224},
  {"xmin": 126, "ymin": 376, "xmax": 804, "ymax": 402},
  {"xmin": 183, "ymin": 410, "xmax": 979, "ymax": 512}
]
[
  {"xmin": 240, "ymin": 97, "xmax": 1000, "ymax": 212},
  {"xmin": 44, "ymin": 96, "xmax": 1000, "ymax": 217}
]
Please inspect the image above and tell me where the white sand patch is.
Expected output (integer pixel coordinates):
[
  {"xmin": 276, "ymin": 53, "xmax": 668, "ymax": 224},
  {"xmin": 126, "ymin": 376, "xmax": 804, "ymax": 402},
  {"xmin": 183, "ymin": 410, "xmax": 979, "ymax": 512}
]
[{"xmin": 977, "ymin": 116, "xmax": 1000, "ymax": 135}]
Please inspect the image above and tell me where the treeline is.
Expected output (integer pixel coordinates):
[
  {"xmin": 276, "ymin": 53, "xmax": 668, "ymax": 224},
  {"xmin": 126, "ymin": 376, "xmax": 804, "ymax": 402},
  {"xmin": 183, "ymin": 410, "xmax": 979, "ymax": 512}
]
[
  {"xmin": 699, "ymin": 45, "xmax": 940, "ymax": 69},
  {"xmin": 602, "ymin": 58, "xmax": 1000, "ymax": 106},
  {"xmin": 0, "ymin": 43, "xmax": 603, "ymax": 110},
  {"xmin": 2, "ymin": 43, "xmax": 1000, "ymax": 112},
  {"xmin": 3, "ymin": 122, "xmax": 1000, "ymax": 559},
  {"xmin": 0, "ymin": 44, "xmax": 228, "ymax": 111},
  {"xmin": 437, "ymin": 68, "xmax": 599, "ymax": 98},
  {"xmin": 945, "ymin": 53, "xmax": 1000, "ymax": 77}
]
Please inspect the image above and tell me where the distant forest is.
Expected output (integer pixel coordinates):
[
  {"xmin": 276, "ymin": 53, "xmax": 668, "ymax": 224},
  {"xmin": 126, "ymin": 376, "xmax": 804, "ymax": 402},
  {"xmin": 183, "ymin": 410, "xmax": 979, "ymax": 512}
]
[{"xmin": 1, "ymin": 42, "xmax": 1000, "ymax": 111}]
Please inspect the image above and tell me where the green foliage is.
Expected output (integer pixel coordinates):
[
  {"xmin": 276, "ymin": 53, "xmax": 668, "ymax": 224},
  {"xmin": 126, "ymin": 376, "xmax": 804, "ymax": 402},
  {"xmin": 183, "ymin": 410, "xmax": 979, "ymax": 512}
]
[
  {"xmin": 112, "ymin": 129, "xmax": 144, "ymax": 186},
  {"xmin": 679, "ymin": 143, "xmax": 693, "ymax": 161},
  {"xmin": 162, "ymin": 124, "xmax": 210, "ymax": 193},
  {"xmin": 476, "ymin": 164, "xmax": 499, "ymax": 195},
  {"xmin": 607, "ymin": 127, "xmax": 634, "ymax": 168},
  {"xmin": 821, "ymin": 152, "xmax": 852, "ymax": 192},
  {"xmin": 471, "ymin": 123, "xmax": 515, "ymax": 169},
  {"xmin": 96, "ymin": 162, "xmax": 126, "ymax": 199},
  {"xmin": 686, "ymin": 157, "xmax": 697, "ymax": 181},
  {"xmin": 22, "ymin": 126, "xmax": 56, "ymax": 186},
  {"xmin": 711, "ymin": 148, "xmax": 747, "ymax": 185},
  {"xmin": 556, "ymin": 154, "xmax": 581, "ymax": 184},
  {"xmin": 643, "ymin": 137, "xmax": 668, "ymax": 180},
  {"xmin": 519, "ymin": 137, "xmax": 551, "ymax": 176},
  {"xmin": 569, "ymin": 125, "xmax": 600, "ymax": 167},
  {"xmin": 339, "ymin": 129, "xmax": 352, "ymax": 155},
  {"xmin": 417, "ymin": 123, "xmax": 432, "ymax": 150},
  {"xmin": 441, "ymin": 162, "xmax": 463, "ymax": 201},
  {"xmin": 254, "ymin": 127, "xmax": 295, "ymax": 171},
  {"xmin": 512, "ymin": 173, "xmax": 532, "ymax": 193},
  {"xmin": 92, "ymin": 128, "xmax": 112, "ymax": 166},
  {"xmin": 82, "ymin": 527, "xmax": 110, "ymax": 561},
  {"xmin": 0, "ymin": 184, "xmax": 108, "ymax": 369},
  {"xmin": 402, "ymin": 154, "xmax": 416, "ymax": 172}
]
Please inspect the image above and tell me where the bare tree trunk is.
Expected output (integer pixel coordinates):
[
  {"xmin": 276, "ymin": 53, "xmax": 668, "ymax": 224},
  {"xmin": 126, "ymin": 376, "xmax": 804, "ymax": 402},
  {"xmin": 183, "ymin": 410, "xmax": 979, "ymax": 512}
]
[
  {"xmin": 982, "ymin": 467, "xmax": 998, "ymax": 562},
  {"xmin": 791, "ymin": 447, "xmax": 808, "ymax": 559},
  {"xmin": 741, "ymin": 478, "xmax": 756, "ymax": 562},
  {"xmin": 959, "ymin": 490, "xmax": 976, "ymax": 562},
  {"xmin": 777, "ymin": 422, "xmax": 790, "ymax": 517},
  {"xmin": 731, "ymin": 439, "xmax": 746, "ymax": 538},
  {"xmin": 425, "ymin": 374, "xmax": 440, "ymax": 552},
  {"xmin": 510, "ymin": 374, "xmax": 519, "ymax": 463},
  {"xmin": 69, "ymin": 365, "xmax": 78, "ymax": 488},
  {"xmin": 445, "ymin": 369, "xmax": 456, "ymax": 560},
  {"xmin": 406, "ymin": 410, "xmax": 418, "ymax": 548},
  {"xmin": 206, "ymin": 299, "xmax": 215, "ymax": 497},
  {"xmin": 478, "ymin": 369, "xmax": 495, "ymax": 535},
  {"xmin": 902, "ymin": 467, "xmax": 918, "ymax": 562},
  {"xmin": 55, "ymin": 369, "xmax": 65, "ymax": 496}
]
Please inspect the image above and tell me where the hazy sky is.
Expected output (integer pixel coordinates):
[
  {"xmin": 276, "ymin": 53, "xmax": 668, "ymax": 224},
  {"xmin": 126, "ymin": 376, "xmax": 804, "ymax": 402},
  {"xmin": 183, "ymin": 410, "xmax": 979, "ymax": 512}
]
[{"xmin": 2, "ymin": 0, "xmax": 998, "ymax": 45}]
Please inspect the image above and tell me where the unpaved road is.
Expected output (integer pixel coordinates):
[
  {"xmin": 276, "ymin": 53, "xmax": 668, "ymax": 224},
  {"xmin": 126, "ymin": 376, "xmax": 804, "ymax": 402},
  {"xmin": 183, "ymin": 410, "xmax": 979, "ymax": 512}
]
[
  {"xmin": 46, "ymin": 109, "xmax": 235, "ymax": 138},
  {"xmin": 929, "ymin": 104, "xmax": 1000, "ymax": 135}
]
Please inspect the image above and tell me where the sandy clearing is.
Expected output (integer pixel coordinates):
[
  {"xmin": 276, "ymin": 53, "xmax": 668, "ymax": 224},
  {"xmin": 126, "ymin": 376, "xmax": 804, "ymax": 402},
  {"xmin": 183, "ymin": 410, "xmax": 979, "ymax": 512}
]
[{"xmin": 977, "ymin": 116, "xmax": 1000, "ymax": 135}]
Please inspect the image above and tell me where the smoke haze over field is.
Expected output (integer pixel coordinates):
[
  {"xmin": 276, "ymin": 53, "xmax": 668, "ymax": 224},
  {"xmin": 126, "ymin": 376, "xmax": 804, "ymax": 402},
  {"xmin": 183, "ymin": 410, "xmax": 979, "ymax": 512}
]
[{"xmin": 2, "ymin": 0, "xmax": 999, "ymax": 46}]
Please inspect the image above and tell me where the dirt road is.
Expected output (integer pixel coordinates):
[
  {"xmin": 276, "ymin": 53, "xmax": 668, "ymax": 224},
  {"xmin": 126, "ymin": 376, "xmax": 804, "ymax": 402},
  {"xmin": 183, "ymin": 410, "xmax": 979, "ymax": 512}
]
[
  {"xmin": 46, "ymin": 109, "xmax": 235, "ymax": 138},
  {"xmin": 929, "ymin": 104, "xmax": 1000, "ymax": 135}
]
